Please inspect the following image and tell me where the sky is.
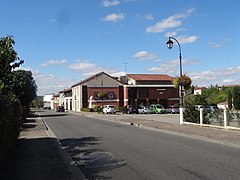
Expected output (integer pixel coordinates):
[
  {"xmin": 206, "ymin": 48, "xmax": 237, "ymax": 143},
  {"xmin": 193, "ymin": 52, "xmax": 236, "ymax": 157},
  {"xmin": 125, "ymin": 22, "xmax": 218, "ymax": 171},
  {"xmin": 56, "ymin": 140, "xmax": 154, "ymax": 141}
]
[{"xmin": 1, "ymin": 0, "xmax": 240, "ymax": 95}]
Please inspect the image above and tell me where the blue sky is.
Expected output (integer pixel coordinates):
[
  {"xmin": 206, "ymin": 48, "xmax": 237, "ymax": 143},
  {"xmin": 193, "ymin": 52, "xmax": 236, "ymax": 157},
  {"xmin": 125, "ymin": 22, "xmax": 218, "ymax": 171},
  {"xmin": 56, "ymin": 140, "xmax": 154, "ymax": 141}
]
[{"xmin": 1, "ymin": 0, "xmax": 240, "ymax": 95}]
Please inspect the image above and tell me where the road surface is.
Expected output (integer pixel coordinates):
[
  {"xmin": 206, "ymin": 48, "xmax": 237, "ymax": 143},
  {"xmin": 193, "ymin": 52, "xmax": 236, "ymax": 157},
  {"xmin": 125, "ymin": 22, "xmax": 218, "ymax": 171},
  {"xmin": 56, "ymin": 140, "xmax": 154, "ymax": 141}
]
[{"xmin": 42, "ymin": 112, "xmax": 240, "ymax": 180}]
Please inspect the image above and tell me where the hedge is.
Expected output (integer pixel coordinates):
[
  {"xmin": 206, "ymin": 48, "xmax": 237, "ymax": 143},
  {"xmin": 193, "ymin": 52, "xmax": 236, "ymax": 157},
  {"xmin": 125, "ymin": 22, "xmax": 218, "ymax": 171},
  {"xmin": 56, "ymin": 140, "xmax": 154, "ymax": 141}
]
[{"xmin": 0, "ymin": 95, "xmax": 23, "ymax": 162}]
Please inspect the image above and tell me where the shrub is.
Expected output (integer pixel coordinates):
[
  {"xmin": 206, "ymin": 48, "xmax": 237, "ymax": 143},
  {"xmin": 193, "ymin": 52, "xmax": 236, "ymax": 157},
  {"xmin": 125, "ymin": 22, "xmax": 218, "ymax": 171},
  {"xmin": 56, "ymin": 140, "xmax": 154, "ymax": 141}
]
[
  {"xmin": 81, "ymin": 108, "xmax": 94, "ymax": 112},
  {"xmin": 183, "ymin": 105, "xmax": 209, "ymax": 124},
  {"xmin": 0, "ymin": 95, "xmax": 23, "ymax": 161}
]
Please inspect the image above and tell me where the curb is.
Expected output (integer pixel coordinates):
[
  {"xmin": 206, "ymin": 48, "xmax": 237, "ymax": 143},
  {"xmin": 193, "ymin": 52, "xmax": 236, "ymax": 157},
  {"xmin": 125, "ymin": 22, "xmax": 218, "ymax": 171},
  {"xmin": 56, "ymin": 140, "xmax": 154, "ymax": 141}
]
[
  {"xmin": 69, "ymin": 111, "xmax": 240, "ymax": 149},
  {"xmin": 42, "ymin": 120, "xmax": 87, "ymax": 180}
]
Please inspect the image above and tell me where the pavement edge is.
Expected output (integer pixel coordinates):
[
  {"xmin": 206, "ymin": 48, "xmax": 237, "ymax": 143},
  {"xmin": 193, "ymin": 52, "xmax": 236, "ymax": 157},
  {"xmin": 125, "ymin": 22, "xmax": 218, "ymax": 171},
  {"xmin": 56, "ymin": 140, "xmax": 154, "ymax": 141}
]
[{"xmin": 42, "ymin": 120, "xmax": 87, "ymax": 180}]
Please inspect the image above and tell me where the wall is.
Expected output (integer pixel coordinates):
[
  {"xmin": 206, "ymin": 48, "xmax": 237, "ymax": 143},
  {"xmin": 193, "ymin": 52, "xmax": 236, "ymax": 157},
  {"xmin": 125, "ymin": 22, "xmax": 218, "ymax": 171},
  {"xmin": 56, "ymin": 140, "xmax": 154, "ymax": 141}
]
[{"xmin": 87, "ymin": 87, "xmax": 120, "ymax": 107}]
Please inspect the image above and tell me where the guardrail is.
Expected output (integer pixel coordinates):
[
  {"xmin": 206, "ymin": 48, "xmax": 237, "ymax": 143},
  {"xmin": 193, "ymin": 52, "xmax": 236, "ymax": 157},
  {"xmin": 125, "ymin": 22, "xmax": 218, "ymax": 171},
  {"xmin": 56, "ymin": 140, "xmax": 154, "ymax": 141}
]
[{"xmin": 180, "ymin": 107, "xmax": 240, "ymax": 130}]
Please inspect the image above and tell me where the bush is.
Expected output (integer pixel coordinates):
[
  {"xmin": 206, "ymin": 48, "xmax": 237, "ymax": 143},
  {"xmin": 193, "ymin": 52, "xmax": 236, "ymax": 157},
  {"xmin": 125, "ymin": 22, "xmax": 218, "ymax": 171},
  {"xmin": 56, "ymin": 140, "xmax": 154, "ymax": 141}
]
[
  {"xmin": 0, "ymin": 95, "xmax": 23, "ymax": 162},
  {"xmin": 183, "ymin": 105, "xmax": 210, "ymax": 124},
  {"xmin": 81, "ymin": 107, "xmax": 94, "ymax": 112}
]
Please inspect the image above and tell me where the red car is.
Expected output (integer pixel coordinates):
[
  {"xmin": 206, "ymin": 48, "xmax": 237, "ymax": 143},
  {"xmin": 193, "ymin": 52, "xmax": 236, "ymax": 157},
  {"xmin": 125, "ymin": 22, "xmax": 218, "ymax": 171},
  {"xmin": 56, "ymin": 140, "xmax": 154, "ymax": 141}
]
[{"xmin": 56, "ymin": 106, "xmax": 65, "ymax": 112}]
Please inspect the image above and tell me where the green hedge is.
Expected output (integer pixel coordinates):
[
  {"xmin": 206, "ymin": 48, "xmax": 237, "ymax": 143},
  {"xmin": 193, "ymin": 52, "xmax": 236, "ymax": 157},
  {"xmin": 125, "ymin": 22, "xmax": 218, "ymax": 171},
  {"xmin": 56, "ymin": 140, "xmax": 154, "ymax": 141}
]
[{"xmin": 0, "ymin": 95, "xmax": 23, "ymax": 162}]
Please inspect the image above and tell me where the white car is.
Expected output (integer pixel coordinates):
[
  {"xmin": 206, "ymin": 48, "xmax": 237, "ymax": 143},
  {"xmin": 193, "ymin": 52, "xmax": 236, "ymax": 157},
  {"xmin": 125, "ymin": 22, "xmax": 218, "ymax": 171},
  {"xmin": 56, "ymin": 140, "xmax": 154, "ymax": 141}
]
[
  {"xmin": 138, "ymin": 106, "xmax": 152, "ymax": 114},
  {"xmin": 103, "ymin": 105, "xmax": 116, "ymax": 114}
]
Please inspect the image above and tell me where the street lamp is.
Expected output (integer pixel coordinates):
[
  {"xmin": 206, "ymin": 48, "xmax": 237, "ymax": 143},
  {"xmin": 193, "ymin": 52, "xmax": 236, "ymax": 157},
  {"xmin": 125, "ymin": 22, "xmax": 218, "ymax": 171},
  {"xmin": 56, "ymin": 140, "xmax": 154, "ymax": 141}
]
[{"xmin": 166, "ymin": 37, "xmax": 184, "ymax": 107}]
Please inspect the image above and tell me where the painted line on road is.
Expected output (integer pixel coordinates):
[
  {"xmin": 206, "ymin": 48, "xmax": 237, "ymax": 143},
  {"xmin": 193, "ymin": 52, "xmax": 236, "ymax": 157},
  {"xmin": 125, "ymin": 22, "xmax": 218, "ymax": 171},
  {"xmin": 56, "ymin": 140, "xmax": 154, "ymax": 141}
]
[{"xmin": 41, "ymin": 118, "xmax": 87, "ymax": 180}]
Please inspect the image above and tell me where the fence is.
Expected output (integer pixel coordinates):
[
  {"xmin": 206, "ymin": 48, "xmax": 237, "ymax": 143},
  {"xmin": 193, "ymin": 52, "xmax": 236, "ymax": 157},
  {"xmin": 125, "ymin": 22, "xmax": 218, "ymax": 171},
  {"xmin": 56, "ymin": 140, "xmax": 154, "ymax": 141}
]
[{"xmin": 180, "ymin": 107, "xmax": 240, "ymax": 130}]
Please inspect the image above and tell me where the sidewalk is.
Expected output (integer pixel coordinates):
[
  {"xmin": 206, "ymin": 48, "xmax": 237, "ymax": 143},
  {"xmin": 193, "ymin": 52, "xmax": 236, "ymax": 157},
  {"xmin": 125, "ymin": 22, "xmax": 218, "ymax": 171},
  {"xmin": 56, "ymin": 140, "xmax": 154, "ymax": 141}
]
[
  {"xmin": 72, "ymin": 111, "xmax": 240, "ymax": 149},
  {"xmin": 0, "ymin": 117, "xmax": 86, "ymax": 180}
]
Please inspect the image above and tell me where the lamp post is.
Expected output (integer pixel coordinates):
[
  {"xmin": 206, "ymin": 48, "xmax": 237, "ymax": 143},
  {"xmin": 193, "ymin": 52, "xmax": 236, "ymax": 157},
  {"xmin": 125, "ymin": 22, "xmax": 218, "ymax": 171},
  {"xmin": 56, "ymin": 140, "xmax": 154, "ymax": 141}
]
[
  {"xmin": 95, "ymin": 74, "xmax": 104, "ymax": 111},
  {"xmin": 166, "ymin": 37, "xmax": 184, "ymax": 107}
]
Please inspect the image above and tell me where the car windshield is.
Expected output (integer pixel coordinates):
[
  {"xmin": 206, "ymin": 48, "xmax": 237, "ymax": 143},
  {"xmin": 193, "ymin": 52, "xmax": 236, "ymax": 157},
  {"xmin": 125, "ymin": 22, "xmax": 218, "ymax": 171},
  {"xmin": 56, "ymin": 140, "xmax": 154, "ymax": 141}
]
[
  {"xmin": 156, "ymin": 105, "xmax": 163, "ymax": 108},
  {"xmin": 108, "ymin": 106, "xmax": 114, "ymax": 108}
]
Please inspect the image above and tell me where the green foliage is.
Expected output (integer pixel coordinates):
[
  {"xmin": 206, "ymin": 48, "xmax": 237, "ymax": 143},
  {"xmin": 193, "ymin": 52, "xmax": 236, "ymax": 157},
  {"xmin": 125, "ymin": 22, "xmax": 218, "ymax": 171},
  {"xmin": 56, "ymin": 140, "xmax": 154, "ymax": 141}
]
[
  {"xmin": 0, "ymin": 94, "xmax": 23, "ymax": 161},
  {"xmin": 11, "ymin": 70, "xmax": 37, "ymax": 108},
  {"xmin": 97, "ymin": 92, "xmax": 108, "ymax": 99},
  {"xmin": 232, "ymin": 86, "xmax": 240, "ymax": 110},
  {"xmin": 81, "ymin": 107, "xmax": 93, "ymax": 112},
  {"xmin": 0, "ymin": 35, "xmax": 34, "ymax": 161},
  {"xmin": 30, "ymin": 96, "xmax": 43, "ymax": 108},
  {"xmin": 201, "ymin": 85, "xmax": 229, "ymax": 105},
  {"xmin": 172, "ymin": 74, "xmax": 192, "ymax": 90},
  {"xmin": 0, "ymin": 35, "xmax": 24, "ymax": 94},
  {"xmin": 184, "ymin": 94, "xmax": 207, "ymax": 106},
  {"xmin": 228, "ymin": 91, "xmax": 233, "ymax": 110},
  {"xmin": 194, "ymin": 94, "xmax": 207, "ymax": 106},
  {"xmin": 183, "ymin": 105, "xmax": 200, "ymax": 123}
]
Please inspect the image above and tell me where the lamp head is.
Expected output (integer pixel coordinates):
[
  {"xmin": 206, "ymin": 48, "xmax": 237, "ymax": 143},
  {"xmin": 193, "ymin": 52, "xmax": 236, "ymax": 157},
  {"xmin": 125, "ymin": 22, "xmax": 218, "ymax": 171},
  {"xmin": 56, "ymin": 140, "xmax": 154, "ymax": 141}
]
[{"xmin": 166, "ymin": 38, "xmax": 174, "ymax": 49}]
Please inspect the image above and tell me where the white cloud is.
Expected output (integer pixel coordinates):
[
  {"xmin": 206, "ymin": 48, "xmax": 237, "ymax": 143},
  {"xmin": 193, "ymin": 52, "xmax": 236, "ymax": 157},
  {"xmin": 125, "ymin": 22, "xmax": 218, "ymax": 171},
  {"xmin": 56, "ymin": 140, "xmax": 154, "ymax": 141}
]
[
  {"xmin": 103, "ymin": 13, "xmax": 125, "ymax": 22},
  {"xmin": 148, "ymin": 59, "xmax": 198, "ymax": 75},
  {"xmin": 68, "ymin": 60, "xmax": 125, "ymax": 78},
  {"xmin": 175, "ymin": 35, "xmax": 198, "ymax": 44},
  {"xmin": 208, "ymin": 38, "xmax": 231, "ymax": 48},
  {"xmin": 68, "ymin": 60, "xmax": 96, "ymax": 71},
  {"xmin": 165, "ymin": 31, "xmax": 177, "ymax": 37},
  {"xmin": 190, "ymin": 66, "xmax": 240, "ymax": 87},
  {"xmin": 144, "ymin": 14, "xmax": 154, "ymax": 20},
  {"xmin": 18, "ymin": 67, "xmax": 75, "ymax": 96},
  {"xmin": 102, "ymin": 0, "xmax": 120, "ymax": 7},
  {"xmin": 223, "ymin": 79, "xmax": 234, "ymax": 83},
  {"xmin": 146, "ymin": 8, "xmax": 195, "ymax": 33},
  {"xmin": 133, "ymin": 51, "xmax": 158, "ymax": 60},
  {"xmin": 41, "ymin": 59, "xmax": 66, "ymax": 67}
]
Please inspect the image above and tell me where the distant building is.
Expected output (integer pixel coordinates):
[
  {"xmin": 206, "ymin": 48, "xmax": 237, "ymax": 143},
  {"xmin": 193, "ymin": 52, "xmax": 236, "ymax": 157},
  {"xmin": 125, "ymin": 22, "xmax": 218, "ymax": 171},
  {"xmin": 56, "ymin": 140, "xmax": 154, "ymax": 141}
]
[
  {"xmin": 194, "ymin": 87, "xmax": 206, "ymax": 95},
  {"xmin": 72, "ymin": 72, "xmax": 124, "ymax": 112},
  {"xmin": 53, "ymin": 72, "xmax": 181, "ymax": 112},
  {"xmin": 122, "ymin": 74, "xmax": 179, "ymax": 107},
  {"xmin": 43, "ymin": 93, "xmax": 54, "ymax": 109},
  {"xmin": 58, "ymin": 88, "xmax": 72, "ymax": 111}
]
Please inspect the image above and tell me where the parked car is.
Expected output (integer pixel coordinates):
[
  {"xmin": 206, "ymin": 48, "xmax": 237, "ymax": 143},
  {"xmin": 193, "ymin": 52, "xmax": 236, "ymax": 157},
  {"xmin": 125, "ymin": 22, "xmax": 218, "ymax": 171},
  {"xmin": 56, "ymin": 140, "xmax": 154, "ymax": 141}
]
[
  {"xmin": 43, "ymin": 106, "xmax": 51, "ymax": 110},
  {"xmin": 103, "ymin": 105, "xmax": 116, "ymax": 114},
  {"xmin": 150, "ymin": 104, "xmax": 166, "ymax": 114},
  {"xmin": 166, "ymin": 105, "xmax": 180, "ymax": 114},
  {"xmin": 205, "ymin": 105, "xmax": 219, "ymax": 113},
  {"xmin": 56, "ymin": 105, "xmax": 65, "ymax": 112},
  {"xmin": 194, "ymin": 105, "xmax": 204, "ymax": 111},
  {"xmin": 138, "ymin": 106, "xmax": 152, "ymax": 114},
  {"xmin": 122, "ymin": 105, "xmax": 139, "ymax": 114}
]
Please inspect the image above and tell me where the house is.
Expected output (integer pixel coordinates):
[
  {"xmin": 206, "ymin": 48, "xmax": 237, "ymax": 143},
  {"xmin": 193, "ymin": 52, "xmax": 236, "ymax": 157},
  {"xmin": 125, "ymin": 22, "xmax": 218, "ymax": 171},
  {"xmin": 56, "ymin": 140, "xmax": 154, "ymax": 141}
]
[
  {"xmin": 71, "ymin": 72, "xmax": 124, "ymax": 112},
  {"xmin": 52, "ymin": 94, "xmax": 60, "ymax": 110},
  {"xmin": 121, "ymin": 74, "xmax": 179, "ymax": 107},
  {"xmin": 194, "ymin": 87, "xmax": 206, "ymax": 95},
  {"xmin": 59, "ymin": 88, "xmax": 72, "ymax": 111},
  {"xmin": 43, "ymin": 93, "xmax": 54, "ymax": 109}
]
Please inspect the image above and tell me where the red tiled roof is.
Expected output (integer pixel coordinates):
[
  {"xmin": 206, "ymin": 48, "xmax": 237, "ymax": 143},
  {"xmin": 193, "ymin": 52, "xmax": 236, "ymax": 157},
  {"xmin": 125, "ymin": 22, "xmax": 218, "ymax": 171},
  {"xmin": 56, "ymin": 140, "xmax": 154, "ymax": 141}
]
[{"xmin": 126, "ymin": 74, "xmax": 174, "ymax": 81}]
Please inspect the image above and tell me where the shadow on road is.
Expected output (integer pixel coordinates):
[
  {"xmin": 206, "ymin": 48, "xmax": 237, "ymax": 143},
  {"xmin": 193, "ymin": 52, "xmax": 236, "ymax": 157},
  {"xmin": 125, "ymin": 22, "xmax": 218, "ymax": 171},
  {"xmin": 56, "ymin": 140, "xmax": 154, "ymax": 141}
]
[
  {"xmin": 60, "ymin": 137, "xmax": 126, "ymax": 179},
  {"xmin": 0, "ymin": 137, "xmax": 69, "ymax": 180}
]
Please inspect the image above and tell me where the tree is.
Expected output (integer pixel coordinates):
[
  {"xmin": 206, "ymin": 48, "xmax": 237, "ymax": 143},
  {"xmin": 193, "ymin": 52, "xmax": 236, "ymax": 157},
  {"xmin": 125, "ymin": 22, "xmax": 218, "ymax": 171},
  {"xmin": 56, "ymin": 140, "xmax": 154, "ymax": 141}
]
[
  {"xmin": 0, "ymin": 36, "xmax": 24, "ymax": 94},
  {"xmin": 228, "ymin": 90, "xmax": 233, "ymax": 110},
  {"xmin": 232, "ymin": 86, "xmax": 240, "ymax": 110},
  {"xmin": 194, "ymin": 94, "xmax": 207, "ymax": 106},
  {"xmin": 11, "ymin": 70, "xmax": 37, "ymax": 109},
  {"xmin": 31, "ymin": 96, "xmax": 44, "ymax": 108}
]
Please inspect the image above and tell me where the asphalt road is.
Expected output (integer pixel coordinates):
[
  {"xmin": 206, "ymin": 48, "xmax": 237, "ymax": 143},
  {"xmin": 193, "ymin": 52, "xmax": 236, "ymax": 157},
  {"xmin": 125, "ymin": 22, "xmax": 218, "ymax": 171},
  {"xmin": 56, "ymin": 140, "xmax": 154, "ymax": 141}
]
[{"xmin": 42, "ymin": 112, "xmax": 240, "ymax": 180}]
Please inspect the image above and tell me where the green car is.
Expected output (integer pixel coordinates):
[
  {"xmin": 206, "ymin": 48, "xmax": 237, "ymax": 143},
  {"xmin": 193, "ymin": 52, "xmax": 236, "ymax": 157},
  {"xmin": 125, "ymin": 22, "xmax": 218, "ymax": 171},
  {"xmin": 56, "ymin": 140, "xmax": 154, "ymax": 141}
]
[{"xmin": 150, "ymin": 104, "xmax": 166, "ymax": 114}]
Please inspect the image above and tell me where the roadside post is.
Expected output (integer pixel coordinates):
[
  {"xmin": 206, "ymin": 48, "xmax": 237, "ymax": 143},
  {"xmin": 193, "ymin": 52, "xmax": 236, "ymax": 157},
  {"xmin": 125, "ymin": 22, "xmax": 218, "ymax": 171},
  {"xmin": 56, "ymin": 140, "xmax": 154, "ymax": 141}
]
[
  {"xmin": 180, "ymin": 107, "xmax": 184, "ymax": 125},
  {"xmin": 200, "ymin": 108, "xmax": 204, "ymax": 126}
]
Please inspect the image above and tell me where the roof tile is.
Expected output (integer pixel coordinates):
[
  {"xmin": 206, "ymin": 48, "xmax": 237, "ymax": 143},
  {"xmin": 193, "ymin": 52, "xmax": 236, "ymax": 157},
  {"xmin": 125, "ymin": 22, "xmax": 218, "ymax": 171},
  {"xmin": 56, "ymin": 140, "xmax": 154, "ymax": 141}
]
[{"xmin": 126, "ymin": 74, "xmax": 174, "ymax": 81}]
